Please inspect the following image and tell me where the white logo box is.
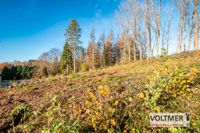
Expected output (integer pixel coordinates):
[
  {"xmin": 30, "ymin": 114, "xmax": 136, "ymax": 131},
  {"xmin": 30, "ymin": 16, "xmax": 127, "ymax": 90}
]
[{"xmin": 150, "ymin": 113, "xmax": 190, "ymax": 127}]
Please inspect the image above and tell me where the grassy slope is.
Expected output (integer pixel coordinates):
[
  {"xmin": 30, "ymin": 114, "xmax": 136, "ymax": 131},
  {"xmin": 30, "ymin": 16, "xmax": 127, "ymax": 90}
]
[{"xmin": 0, "ymin": 51, "xmax": 200, "ymax": 132}]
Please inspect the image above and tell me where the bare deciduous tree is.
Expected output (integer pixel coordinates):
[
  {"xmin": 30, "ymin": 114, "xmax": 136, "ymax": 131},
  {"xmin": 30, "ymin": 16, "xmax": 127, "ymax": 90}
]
[
  {"xmin": 145, "ymin": 0, "xmax": 152, "ymax": 60},
  {"xmin": 38, "ymin": 48, "xmax": 61, "ymax": 63},
  {"xmin": 193, "ymin": 0, "xmax": 199, "ymax": 50},
  {"xmin": 117, "ymin": 0, "xmax": 145, "ymax": 61},
  {"xmin": 162, "ymin": 5, "xmax": 173, "ymax": 53},
  {"xmin": 150, "ymin": 0, "xmax": 161, "ymax": 58},
  {"xmin": 187, "ymin": 5, "xmax": 195, "ymax": 51},
  {"xmin": 174, "ymin": 0, "xmax": 190, "ymax": 52}
]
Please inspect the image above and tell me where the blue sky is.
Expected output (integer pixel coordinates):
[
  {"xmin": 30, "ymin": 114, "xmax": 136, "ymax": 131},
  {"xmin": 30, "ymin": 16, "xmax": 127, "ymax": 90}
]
[
  {"xmin": 0, "ymin": 0, "xmax": 183, "ymax": 63},
  {"xmin": 0, "ymin": 0, "xmax": 120, "ymax": 62}
]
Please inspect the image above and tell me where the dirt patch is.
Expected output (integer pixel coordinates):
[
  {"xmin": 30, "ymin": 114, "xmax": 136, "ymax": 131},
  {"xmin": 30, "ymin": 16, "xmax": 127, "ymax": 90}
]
[{"xmin": 0, "ymin": 80, "xmax": 65, "ymax": 131}]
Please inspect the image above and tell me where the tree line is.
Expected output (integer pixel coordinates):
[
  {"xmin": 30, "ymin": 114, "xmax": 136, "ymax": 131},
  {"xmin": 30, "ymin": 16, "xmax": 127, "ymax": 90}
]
[
  {"xmin": 60, "ymin": 20, "xmax": 123, "ymax": 74},
  {"xmin": 1, "ymin": 0, "xmax": 199, "ymax": 79},
  {"xmin": 59, "ymin": 0, "xmax": 199, "ymax": 74},
  {"xmin": 116, "ymin": 0, "xmax": 199, "ymax": 60},
  {"xmin": 1, "ymin": 65, "xmax": 35, "ymax": 81},
  {"xmin": 0, "ymin": 59, "xmax": 60, "ymax": 81}
]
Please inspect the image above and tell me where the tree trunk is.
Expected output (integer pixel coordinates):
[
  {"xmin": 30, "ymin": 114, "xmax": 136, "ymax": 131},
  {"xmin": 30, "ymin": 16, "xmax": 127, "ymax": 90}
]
[
  {"xmin": 177, "ymin": 22, "xmax": 182, "ymax": 53},
  {"xmin": 156, "ymin": 33, "xmax": 160, "ymax": 58},
  {"xmin": 134, "ymin": 43, "xmax": 136, "ymax": 61},
  {"xmin": 73, "ymin": 48, "xmax": 76, "ymax": 73},
  {"xmin": 189, "ymin": 37, "xmax": 192, "ymax": 51},
  {"xmin": 128, "ymin": 41, "xmax": 131, "ymax": 61},
  {"xmin": 139, "ymin": 46, "xmax": 142, "ymax": 61},
  {"xmin": 67, "ymin": 64, "xmax": 69, "ymax": 75},
  {"xmin": 144, "ymin": 0, "xmax": 152, "ymax": 60},
  {"xmin": 92, "ymin": 44, "xmax": 95, "ymax": 69},
  {"xmin": 194, "ymin": 0, "xmax": 199, "ymax": 50},
  {"xmin": 188, "ymin": 25, "xmax": 193, "ymax": 51},
  {"xmin": 124, "ymin": 42, "xmax": 126, "ymax": 60},
  {"xmin": 179, "ymin": 28, "xmax": 182, "ymax": 52},
  {"xmin": 183, "ymin": 19, "xmax": 186, "ymax": 51},
  {"xmin": 148, "ymin": 27, "xmax": 152, "ymax": 59}
]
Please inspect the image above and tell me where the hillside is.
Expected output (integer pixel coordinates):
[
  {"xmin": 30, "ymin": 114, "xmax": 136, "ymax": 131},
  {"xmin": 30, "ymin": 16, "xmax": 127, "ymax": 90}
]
[{"xmin": 0, "ymin": 51, "xmax": 200, "ymax": 132}]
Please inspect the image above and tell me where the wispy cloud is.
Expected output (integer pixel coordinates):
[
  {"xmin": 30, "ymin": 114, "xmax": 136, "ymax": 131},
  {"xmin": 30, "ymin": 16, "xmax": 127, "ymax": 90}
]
[
  {"xmin": 95, "ymin": 9, "xmax": 102, "ymax": 17},
  {"xmin": 94, "ymin": 0, "xmax": 119, "ymax": 17}
]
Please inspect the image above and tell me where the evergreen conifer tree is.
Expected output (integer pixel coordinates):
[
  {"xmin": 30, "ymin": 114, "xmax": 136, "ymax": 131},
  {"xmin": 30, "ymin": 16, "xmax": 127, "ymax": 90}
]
[
  {"xmin": 65, "ymin": 19, "xmax": 81, "ymax": 72},
  {"xmin": 61, "ymin": 43, "xmax": 73, "ymax": 74}
]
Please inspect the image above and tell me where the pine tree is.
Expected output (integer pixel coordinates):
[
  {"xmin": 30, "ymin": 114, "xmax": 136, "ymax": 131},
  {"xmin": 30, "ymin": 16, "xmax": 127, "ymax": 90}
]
[
  {"xmin": 2, "ymin": 67, "xmax": 10, "ymax": 80},
  {"xmin": 97, "ymin": 32, "xmax": 105, "ymax": 67},
  {"xmin": 16, "ymin": 66, "xmax": 22, "ymax": 80},
  {"xmin": 86, "ymin": 28, "xmax": 96, "ymax": 69},
  {"xmin": 66, "ymin": 19, "xmax": 81, "ymax": 73},
  {"xmin": 95, "ymin": 42, "xmax": 101, "ymax": 68},
  {"xmin": 112, "ymin": 41, "xmax": 121, "ymax": 64},
  {"xmin": 61, "ymin": 42, "xmax": 73, "ymax": 74},
  {"xmin": 10, "ymin": 66, "xmax": 17, "ymax": 80},
  {"xmin": 86, "ymin": 42, "xmax": 94, "ymax": 69},
  {"xmin": 104, "ymin": 31, "xmax": 113, "ymax": 66}
]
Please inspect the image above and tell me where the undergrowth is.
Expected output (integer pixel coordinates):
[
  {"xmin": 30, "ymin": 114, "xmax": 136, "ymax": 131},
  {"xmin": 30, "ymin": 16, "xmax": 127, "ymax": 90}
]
[{"xmin": 5, "ymin": 51, "xmax": 200, "ymax": 132}]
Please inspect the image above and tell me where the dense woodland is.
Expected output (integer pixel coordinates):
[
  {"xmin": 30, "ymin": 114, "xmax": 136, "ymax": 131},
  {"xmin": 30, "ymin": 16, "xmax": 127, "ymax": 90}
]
[{"xmin": 0, "ymin": 0, "xmax": 199, "ymax": 80}]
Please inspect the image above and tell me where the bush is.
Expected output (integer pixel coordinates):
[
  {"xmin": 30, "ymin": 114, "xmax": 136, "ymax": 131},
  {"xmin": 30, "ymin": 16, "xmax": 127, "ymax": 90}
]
[
  {"xmin": 10, "ymin": 103, "xmax": 31, "ymax": 131},
  {"xmin": 80, "ymin": 63, "xmax": 89, "ymax": 72},
  {"xmin": 42, "ymin": 67, "xmax": 48, "ymax": 77}
]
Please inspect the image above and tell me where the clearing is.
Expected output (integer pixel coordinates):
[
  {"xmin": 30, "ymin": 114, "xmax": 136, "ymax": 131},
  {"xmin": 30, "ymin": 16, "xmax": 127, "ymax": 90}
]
[{"xmin": 0, "ymin": 51, "xmax": 200, "ymax": 132}]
